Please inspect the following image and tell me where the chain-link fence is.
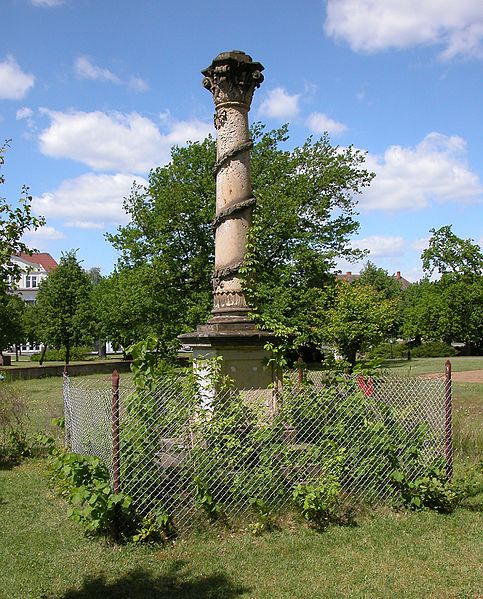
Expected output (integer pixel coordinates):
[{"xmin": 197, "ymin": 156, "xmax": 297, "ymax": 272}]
[{"xmin": 63, "ymin": 368, "xmax": 452, "ymax": 530}]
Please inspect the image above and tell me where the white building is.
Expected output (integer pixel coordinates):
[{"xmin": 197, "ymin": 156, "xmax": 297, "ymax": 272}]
[
  {"xmin": 10, "ymin": 252, "xmax": 58, "ymax": 303},
  {"xmin": 9, "ymin": 252, "xmax": 57, "ymax": 353}
]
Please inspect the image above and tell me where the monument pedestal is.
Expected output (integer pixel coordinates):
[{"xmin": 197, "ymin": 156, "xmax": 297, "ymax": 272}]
[{"xmin": 179, "ymin": 319, "xmax": 278, "ymax": 392}]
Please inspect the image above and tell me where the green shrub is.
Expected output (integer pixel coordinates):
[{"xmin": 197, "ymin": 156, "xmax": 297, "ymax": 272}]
[
  {"xmin": 30, "ymin": 346, "xmax": 92, "ymax": 362},
  {"xmin": 0, "ymin": 386, "xmax": 31, "ymax": 465},
  {"xmin": 411, "ymin": 342, "xmax": 456, "ymax": 358},
  {"xmin": 368, "ymin": 342, "xmax": 410, "ymax": 360},
  {"xmin": 292, "ymin": 475, "xmax": 345, "ymax": 530},
  {"xmin": 391, "ymin": 463, "xmax": 460, "ymax": 513},
  {"xmin": 47, "ymin": 445, "xmax": 133, "ymax": 539}
]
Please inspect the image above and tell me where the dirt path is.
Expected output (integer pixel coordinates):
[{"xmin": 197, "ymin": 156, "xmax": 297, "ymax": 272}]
[{"xmin": 424, "ymin": 369, "xmax": 483, "ymax": 384}]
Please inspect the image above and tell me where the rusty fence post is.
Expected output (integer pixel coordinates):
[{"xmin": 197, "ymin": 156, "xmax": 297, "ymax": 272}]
[
  {"xmin": 444, "ymin": 360, "xmax": 453, "ymax": 480},
  {"xmin": 112, "ymin": 370, "xmax": 120, "ymax": 494}
]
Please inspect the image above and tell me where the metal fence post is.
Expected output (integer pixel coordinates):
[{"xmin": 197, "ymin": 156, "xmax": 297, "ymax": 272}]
[
  {"xmin": 444, "ymin": 360, "xmax": 453, "ymax": 480},
  {"xmin": 112, "ymin": 370, "xmax": 120, "ymax": 494},
  {"xmin": 63, "ymin": 365, "xmax": 70, "ymax": 448}
]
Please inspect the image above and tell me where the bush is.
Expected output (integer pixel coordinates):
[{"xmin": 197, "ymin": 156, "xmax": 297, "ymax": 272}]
[
  {"xmin": 368, "ymin": 342, "xmax": 410, "ymax": 360},
  {"xmin": 0, "ymin": 386, "xmax": 31, "ymax": 465},
  {"xmin": 411, "ymin": 342, "xmax": 456, "ymax": 358},
  {"xmin": 369, "ymin": 341, "xmax": 456, "ymax": 360},
  {"xmin": 30, "ymin": 346, "xmax": 92, "ymax": 362}
]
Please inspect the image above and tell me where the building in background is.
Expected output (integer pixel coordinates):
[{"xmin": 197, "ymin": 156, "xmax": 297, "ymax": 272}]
[
  {"xmin": 337, "ymin": 270, "xmax": 412, "ymax": 290},
  {"xmin": 9, "ymin": 252, "xmax": 57, "ymax": 354},
  {"xmin": 10, "ymin": 252, "xmax": 58, "ymax": 303}
]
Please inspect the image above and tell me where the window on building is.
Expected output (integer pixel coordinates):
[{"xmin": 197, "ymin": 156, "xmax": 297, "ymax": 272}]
[{"xmin": 25, "ymin": 275, "xmax": 38, "ymax": 288}]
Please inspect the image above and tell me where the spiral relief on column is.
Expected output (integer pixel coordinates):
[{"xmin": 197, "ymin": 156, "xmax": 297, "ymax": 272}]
[{"xmin": 202, "ymin": 51, "xmax": 264, "ymax": 318}]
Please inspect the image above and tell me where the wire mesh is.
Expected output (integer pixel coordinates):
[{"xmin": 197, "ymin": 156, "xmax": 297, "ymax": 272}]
[{"xmin": 63, "ymin": 369, "xmax": 449, "ymax": 530}]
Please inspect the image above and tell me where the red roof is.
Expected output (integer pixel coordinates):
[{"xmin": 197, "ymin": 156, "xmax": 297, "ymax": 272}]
[{"xmin": 18, "ymin": 252, "xmax": 58, "ymax": 272}]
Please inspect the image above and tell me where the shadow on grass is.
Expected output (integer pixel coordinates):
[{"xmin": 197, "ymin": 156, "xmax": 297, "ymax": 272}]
[{"xmin": 49, "ymin": 562, "xmax": 250, "ymax": 599}]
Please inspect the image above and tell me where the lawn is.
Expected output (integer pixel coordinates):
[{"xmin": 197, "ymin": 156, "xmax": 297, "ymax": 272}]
[
  {"xmin": 382, "ymin": 355, "xmax": 483, "ymax": 376},
  {"xmin": 0, "ymin": 360, "xmax": 482, "ymax": 598},
  {"xmin": 0, "ymin": 460, "xmax": 482, "ymax": 599}
]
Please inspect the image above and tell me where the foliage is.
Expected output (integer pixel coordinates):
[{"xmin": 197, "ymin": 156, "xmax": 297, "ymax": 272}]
[
  {"xmin": 354, "ymin": 261, "xmax": 403, "ymax": 300},
  {"xmin": 0, "ymin": 385, "xmax": 31, "ymax": 465},
  {"xmin": 0, "ymin": 140, "xmax": 45, "ymax": 293},
  {"xmin": 46, "ymin": 442, "xmax": 133, "ymax": 539},
  {"xmin": 322, "ymin": 282, "xmax": 398, "ymax": 369},
  {"xmin": 106, "ymin": 124, "xmax": 373, "ymax": 357},
  {"xmin": 194, "ymin": 477, "xmax": 224, "ymax": 521},
  {"xmin": 0, "ymin": 291, "xmax": 24, "ymax": 354},
  {"xmin": 248, "ymin": 497, "xmax": 278, "ymax": 535},
  {"xmin": 411, "ymin": 341, "xmax": 456, "ymax": 358},
  {"xmin": 132, "ymin": 509, "xmax": 175, "ymax": 544},
  {"xmin": 369, "ymin": 341, "xmax": 456, "ymax": 360},
  {"xmin": 35, "ymin": 250, "xmax": 93, "ymax": 363},
  {"xmin": 422, "ymin": 225, "xmax": 483, "ymax": 277},
  {"xmin": 292, "ymin": 475, "xmax": 344, "ymax": 530},
  {"xmin": 402, "ymin": 275, "xmax": 482, "ymax": 351},
  {"xmin": 390, "ymin": 463, "xmax": 460, "ymax": 514},
  {"xmin": 30, "ymin": 346, "xmax": 91, "ymax": 362}
]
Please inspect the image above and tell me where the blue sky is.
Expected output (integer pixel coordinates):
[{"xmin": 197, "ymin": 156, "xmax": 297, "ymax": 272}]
[{"xmin": 1, "ymin": 0, "xmax": 482, "ymax": 282}]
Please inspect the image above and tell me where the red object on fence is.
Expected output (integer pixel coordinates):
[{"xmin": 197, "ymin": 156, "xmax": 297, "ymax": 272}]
[
  {"xmin": 444, "ymin": 360, "xmax": 453, "ymax": 480},
  {"xmin": 112, "ymin": 370, "xmax": 120, "ymax": 494},
  {"xmin": 357, "ymin": 375, "xmax": 374, "ymax": 396}
]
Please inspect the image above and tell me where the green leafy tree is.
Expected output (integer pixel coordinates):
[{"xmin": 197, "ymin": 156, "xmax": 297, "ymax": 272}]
[
  {"xmin": 402, "ymin": 228, "xmax": 483, "ymax": 351},
  {"xmin": 107, "ymin": 125, "xmax": 373, "ymax": 355},
  {"xmin": 35, "ymin": 251, "xmax": 93, "ymax": 363},
  {"xmin": 354, "ymin": 261, "xmax": 403, "ymax": 300},
  {"xmin": 422, "ymin": 225, "xmax": 483, "ymax": 277},
  {"xmin": 1, "ymin": 140, "xmax": 45, "ymax": 292},
  {"xmin": 0, "ymin": 292, "xmax": 24, "ymax": 356},
  {"xmin": 323, "ymin": 282, "xmax": 398, "ymax": 369}
]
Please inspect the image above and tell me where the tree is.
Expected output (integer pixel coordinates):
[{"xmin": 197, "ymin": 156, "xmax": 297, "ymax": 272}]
[
  {"xmin": 0, "ymin": 293, "xmax": 24, "ymax": 356},
  {"xmin": 35, "ymin": 251, "xmax": 93, "ymax": 363},
  {"xmin": 1, "ymin": 140, "xmax": 45, "ymax": 292},
  {"xmin": 107, "ymin": 125, "xmax": 373, "ymax": 355},
  {"xmin": 422, "ymin": 225, "xmax": 483, "ymax": 277},
  {"xmin": 354, "ymin": 261, "xmax": 402, "ymax": 300},
  {"xmin": 402, "ymin": 228, "xmax": 483, "ymax": 352},
  {"xmin": 323, "ymin": 282, "xmax": 398, "ymax": 369}
]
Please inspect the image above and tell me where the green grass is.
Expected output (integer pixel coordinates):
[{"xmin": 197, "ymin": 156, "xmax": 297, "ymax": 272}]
[
  {"xmin": 1, "ymin": 367, "xmax": 481, "ymax": 598},
  {"xmin": 453, "ymin": 382, "xmax": 483, "ymax": 462},
  {"xmin": 382, "ymin": 355, "xmax": 483, "ymax": 376},
  {"xmin": 0, "ymin": 459, "xmax": 482, "ymax": 599}
]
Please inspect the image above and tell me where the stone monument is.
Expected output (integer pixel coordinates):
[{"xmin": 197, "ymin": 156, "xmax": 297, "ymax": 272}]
[{"xmin": 179, "ymin": 50, "xmax": 277, "ymax": 392}]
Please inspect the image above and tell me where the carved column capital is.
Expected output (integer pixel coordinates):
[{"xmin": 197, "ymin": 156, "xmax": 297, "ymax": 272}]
[{"xmin": 202, "ymin": 50, "xmax": 264, "ymax": 109}]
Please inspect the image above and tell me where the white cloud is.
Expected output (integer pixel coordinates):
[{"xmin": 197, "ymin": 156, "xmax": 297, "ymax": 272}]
[
  {"xmin": 351, "ymin": 236, "xmax": 405, "ymax": 257},
  {"xmin": 306, "ymin": 112, "xmax": 347, "ymax": 135},
  {"xmin": 0, "ymin": 55, "xmax": 35, "ymax": 100},
  {"xmin": 324, "ymin": 0, "xmax": 483, "ymax": 60},
  {"xmin": 128, "ymin": 76, "xmax": 149, "ymax": 93},
  {"xmin": 258, "ymin": 87, "xmax": 300, "ymax": 119},
  {"xmin": 24, "ymin": 225, "xmax": 65, "ymax": 241},
  {"xmin": 31, "ymin": 0, "xmax": 64, "ymax": 6},
  {"xmin": 74, "ymin": 56, "xmax": 120, "ymax": 84},
  {"xmin": 22, "ymin": 225, "xmax": 65, "ymax": 252},
  {"xmin": 32, "ymin": 173, "xmax": 147, "ymax": 229},
  {"xmin": 16, "ymin": 107, "xmax": 33, "ymax": 120},
  {"xmin": 38, "ymin": 109, "xmax": 213, "ymax": 173},
  {"xmin": 361, "ymin": 132, "xmax": 483, "ymax": 210},
  {"xmin": 412, "ymin": 237, "xmax": 430, "ymax": 252},
  {"xmin": 74, "ymin": 56, "xmax": 149, "ymax": 92}
]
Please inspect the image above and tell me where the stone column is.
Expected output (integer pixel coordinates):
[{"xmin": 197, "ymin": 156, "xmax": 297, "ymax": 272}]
[
  {"xmin": 179, "ymin": 51, "xmax": 278, "ymax": 395},
  {"xmin": 201, "ymin": 50, "xmax": 264, "ymax": 326}
]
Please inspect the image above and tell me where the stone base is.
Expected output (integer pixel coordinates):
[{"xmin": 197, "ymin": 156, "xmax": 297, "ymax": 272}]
[{"xmin": 178, "ymin": 320, "xmax": 278, "ymax": 392}]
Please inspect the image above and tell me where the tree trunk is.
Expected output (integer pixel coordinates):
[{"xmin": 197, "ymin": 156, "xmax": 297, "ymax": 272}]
[
  {"xmin": 65, "ymin": 342, "xmax": 70, "ymax": 365},
  {"xmin": 39, "ymin": 344, "xmax": 47, "ymax": 366},
  {"xmin": 98, "ymin": 339, "xmax": 106, "ymax": 359}
]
